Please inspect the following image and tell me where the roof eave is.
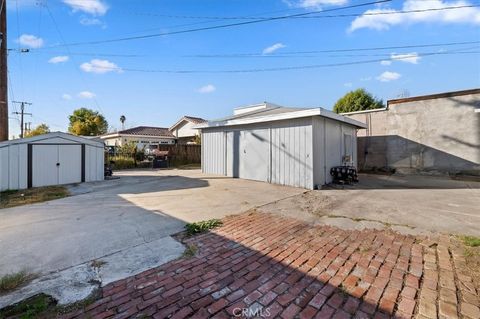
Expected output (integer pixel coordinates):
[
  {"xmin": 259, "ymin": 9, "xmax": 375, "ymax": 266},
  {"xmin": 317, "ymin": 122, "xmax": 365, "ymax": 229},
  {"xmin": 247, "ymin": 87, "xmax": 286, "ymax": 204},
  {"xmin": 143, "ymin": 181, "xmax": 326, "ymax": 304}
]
[{"xmin": 195, "ymin": 108, "xmax": 367, "ymax": 129}]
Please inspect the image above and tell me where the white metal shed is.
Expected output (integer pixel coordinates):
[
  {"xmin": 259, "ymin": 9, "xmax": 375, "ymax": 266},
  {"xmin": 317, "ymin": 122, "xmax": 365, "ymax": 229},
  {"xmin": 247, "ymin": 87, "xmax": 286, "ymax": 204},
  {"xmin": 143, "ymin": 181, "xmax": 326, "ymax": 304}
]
[
  {"xmin": 0, "ymin": 132, "xmax": 105, "ymax": 191},
  {"xmin": 197, "ymin": 103, "xmax": 367, "ymax": 189}
]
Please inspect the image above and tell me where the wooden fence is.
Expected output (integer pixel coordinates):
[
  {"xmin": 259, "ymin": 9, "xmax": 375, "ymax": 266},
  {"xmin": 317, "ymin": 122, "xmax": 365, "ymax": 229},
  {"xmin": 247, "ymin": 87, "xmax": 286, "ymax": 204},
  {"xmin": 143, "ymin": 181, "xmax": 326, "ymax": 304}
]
[{"xmin": 157, "ymin": 144, "xmax": 201, "ymax": 164}]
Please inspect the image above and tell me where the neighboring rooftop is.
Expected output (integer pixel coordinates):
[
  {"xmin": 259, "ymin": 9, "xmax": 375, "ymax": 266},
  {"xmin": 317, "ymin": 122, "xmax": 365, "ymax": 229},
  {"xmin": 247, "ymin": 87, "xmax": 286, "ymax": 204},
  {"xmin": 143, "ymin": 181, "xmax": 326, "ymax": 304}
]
[
  {"xmin": 182, "ymin": 116, "xmax": 207, "ymax": 124},
  {"xmin": 110, "ymin": 126, "xmax": 175, "ymax": 138}
]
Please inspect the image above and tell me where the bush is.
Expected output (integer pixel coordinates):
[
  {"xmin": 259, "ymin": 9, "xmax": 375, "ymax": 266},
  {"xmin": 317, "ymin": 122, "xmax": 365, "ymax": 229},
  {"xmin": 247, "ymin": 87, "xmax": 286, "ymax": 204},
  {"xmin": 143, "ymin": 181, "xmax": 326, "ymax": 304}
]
[{"xmin": 112, "ymin": 158, "xmax": 136, "ymax": 170}]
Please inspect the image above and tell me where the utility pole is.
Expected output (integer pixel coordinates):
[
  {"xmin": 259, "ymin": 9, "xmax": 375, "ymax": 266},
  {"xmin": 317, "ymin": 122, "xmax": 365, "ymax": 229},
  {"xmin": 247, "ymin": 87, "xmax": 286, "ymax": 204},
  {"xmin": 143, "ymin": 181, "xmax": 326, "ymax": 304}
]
[
  {"xmin": 12, "ymin": 101, "xmax": 32, "ymax": 138},
  {"xmin": 0, "ymin": 0, "xmax": 8, "ymax": 141}
]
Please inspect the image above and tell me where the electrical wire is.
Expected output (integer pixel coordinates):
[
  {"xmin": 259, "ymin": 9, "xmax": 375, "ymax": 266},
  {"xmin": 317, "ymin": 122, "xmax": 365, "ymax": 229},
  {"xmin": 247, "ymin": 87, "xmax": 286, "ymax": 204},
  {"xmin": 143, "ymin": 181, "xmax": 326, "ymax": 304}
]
[
  {"xmin": 44, "ymin": 1, "xmax": 105, "ymax": 114},
  {"xmin": 43, "ymin": 0, "xmax": 392, "ymax": 48},
  {"xmin": 107, "ymin": 4, "xmax": 480, "ymax": 20},
  {"xmin": 186, "ymin": 40, "xmax": 480, "ymax": 58},
  {"xmin": 64, "ymin": 49, "xmax": 480, "ymax": 74}
]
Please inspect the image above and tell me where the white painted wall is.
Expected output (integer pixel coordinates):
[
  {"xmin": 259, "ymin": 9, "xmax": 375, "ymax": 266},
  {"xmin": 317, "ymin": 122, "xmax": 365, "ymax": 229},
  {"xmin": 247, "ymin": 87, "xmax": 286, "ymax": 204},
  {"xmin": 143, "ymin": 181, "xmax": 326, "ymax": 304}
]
[
  {"xmin": 103, "ymin": 135, "xmax": 174, "ymax": 148},
  {"xmin": 174, "ymin": 121, "xmax": 200, "ymax": 138}
]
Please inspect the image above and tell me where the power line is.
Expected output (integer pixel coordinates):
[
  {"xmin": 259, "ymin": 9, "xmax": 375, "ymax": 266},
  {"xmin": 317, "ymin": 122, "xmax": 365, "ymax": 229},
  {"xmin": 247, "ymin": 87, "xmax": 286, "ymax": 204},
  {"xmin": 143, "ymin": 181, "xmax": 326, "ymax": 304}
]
[
  {"xmin": 70, "ymin": 50, "xmax": 480, "ymax": 74},
  {"xmin": 43, "ymin": 0, "xmax": 392, "ymax": 48},
  {"xmin": 110, "ymin": 4, "xmax": 480, "ymax": 20},
  {"xmin": 43, "ymin": 1, "xmax": 105, "ymax": 115},
  {"xmin": 186, "ymin": 40, "xmax": 480, "ymax": 58}
]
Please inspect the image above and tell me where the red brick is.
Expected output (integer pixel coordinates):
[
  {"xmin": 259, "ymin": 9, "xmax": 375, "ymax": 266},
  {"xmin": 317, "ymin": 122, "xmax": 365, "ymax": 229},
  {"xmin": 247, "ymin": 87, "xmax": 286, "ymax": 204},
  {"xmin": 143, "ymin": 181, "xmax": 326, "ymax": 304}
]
[{"xmin": 281, "ymin": 303, "xmax": 301, "ymax": 319}]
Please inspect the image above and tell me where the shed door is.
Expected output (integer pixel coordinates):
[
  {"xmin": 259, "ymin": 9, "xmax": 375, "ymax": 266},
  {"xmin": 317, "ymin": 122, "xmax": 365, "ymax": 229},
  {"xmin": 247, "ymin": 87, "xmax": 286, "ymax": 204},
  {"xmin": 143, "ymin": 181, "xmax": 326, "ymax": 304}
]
[
  {"xmin": 58, "ymin": 145, "xmax": 82, "ymax": 184},
  {"xmin": 32, "ymin": 145, "xmax": 59, "ymax": 187},
  {"xmin": 32, "ymin": 144, "xmax": 82, "ymax": 187},
  {"xmin": 239, "ymin": 129, "xmax": 269, "ymax": 182}
]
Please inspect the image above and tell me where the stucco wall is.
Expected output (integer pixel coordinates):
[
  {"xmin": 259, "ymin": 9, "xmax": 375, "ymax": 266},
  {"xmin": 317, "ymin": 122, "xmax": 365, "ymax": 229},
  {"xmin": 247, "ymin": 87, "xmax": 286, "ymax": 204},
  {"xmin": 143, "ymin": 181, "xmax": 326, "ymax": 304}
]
[
  {"xmin": 345, "ymin": 92, "xmax": 480, "ymax": 176},
  {"xmin": 175, "ymin": 121, "xmax": 200, "ymax": 138}
]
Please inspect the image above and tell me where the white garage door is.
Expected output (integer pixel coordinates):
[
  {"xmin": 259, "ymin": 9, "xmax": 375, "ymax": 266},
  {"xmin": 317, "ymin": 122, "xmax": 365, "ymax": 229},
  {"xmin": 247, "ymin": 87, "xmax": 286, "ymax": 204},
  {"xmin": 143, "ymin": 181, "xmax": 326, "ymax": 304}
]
[
  {"xmin": 32, "ymin": 144, "xmax": 82, "ymax": 187},
  {"xmin": 239, "ymin": 129, "xmax": 269, "ymax": 182}
]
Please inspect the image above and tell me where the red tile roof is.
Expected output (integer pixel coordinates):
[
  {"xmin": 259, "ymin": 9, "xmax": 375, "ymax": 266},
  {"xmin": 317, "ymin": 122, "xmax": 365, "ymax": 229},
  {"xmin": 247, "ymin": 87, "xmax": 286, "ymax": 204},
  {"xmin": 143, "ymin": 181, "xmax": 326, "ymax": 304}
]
[{"xmin": 118, "ymin": 126, "xmax": 174, "ymax": 138}]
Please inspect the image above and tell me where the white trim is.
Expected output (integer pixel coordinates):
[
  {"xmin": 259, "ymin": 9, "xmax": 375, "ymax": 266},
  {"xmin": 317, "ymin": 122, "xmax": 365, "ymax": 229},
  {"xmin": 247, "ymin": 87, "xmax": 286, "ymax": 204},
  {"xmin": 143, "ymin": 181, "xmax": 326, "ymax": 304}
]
[
  {"xmin": 195, "ymin": 107, "xmax": 367, "ymax": 129},
  {"xmin": 340, "ymin": 107, "xmax": 388, "ymax": 115},
  {"xmin": 101, "ymin": 133, "xmax": 175, "ymax": 140},
  {"xmin": 475, "ymin": 109, "xmax": 480, "ymax": 113}
]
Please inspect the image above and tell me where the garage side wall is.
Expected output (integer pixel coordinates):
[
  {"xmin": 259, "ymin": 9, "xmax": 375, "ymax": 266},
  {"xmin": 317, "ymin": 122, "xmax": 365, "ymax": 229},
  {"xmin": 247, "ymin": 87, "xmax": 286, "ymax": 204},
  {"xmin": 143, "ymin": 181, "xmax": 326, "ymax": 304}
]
[
  {"xmin": 202, "ymin": 131, "xmax": 226, "ymax": 175},
  {"xmin": 312, "ymin": 117, "xmax": 358, "ymax": 185}
]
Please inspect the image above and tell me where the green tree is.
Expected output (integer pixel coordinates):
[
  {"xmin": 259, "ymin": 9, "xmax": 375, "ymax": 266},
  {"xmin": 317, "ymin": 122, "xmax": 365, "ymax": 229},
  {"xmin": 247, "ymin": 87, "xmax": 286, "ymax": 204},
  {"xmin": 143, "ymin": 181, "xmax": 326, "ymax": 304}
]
[
  {"xmin": 25, "ymin": 124, "xmax": 50, "ymax": 137},
  {"xmin": 68, "ymin": 108, "xmax": 108, "ymax": 136},
  {"xmin": 333, "ymin": 88, "xmax": 384, "ymax": 114}
]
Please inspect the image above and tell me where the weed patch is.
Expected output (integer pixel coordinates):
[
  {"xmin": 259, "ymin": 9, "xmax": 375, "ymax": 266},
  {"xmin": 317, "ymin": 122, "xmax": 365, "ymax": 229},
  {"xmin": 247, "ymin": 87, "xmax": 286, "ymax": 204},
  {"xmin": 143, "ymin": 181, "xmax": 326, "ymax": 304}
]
[
  {"xmin": 0, "ymin": 270, "xmax": 36, "ymax": 294},
  {"xmin": 185, "ymin": 219, "xmax": 222, "ymax": 235},
  {"xmin": 461, "ymin": 235, "xmax": 480, "ymax": 247},
  {"xmin": 0, "ymin": 186, "xmax": 69, "ymax": 209},
  {"xmin": 182, "ymin": 244, "xmax": 198, "ymax": 258}
]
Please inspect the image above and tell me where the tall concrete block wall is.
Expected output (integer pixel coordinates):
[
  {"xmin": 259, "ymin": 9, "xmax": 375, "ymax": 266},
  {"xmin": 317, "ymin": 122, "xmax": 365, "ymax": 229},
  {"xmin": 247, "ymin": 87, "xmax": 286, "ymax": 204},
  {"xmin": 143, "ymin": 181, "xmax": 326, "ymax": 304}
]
[{"xmin": 345, "ymin": 90, "xmax": 480, "ymax": 176}]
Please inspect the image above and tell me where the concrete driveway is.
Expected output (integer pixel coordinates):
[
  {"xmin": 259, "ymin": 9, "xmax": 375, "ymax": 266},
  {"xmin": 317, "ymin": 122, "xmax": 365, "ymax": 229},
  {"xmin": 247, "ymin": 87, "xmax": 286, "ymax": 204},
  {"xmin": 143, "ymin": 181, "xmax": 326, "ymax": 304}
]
[
  {"xmin": 0, "ymin": 169, "xmax": 303, "ymax": 307},
  {"xmin": 259, "ymin": 173, "xmax": 480, "ymax": 236}
]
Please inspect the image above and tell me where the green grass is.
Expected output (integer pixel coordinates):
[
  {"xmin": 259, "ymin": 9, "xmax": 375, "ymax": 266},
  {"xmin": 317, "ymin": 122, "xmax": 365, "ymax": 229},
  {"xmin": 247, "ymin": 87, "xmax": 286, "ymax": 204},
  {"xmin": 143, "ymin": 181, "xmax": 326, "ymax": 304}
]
[
  {"xmin": 185, "ymin": 219, "xmax": 223, "ymax": 236},
  {"xmin": 0, "ymin": 186, "xmax": 69, "ymax": 209},
  {"xmin": 0, "ymin": 270, "xmax": 37, "ymax": 294},
  {"xmin": 0, "ymin": 294, "xmax": 55, "ymax": 319},
  {"xmin": 461, "ymin": 235, "xmax": 480, "ymax": 247},
  {"xmin": 182, "ymin": 244, "xmax": 198, "ymax": 258}
]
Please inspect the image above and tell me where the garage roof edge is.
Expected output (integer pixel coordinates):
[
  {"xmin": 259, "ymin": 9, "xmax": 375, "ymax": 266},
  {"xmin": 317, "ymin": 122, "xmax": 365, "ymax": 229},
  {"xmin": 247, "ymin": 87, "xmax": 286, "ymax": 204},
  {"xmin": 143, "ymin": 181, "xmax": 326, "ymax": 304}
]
[
  {"xmin": 196, "ymin": 107, "xmax": 367, "ymax": 129},
  {"xmin": 0, "ymin": 132, "xmax": 105, "ymax": 148}
]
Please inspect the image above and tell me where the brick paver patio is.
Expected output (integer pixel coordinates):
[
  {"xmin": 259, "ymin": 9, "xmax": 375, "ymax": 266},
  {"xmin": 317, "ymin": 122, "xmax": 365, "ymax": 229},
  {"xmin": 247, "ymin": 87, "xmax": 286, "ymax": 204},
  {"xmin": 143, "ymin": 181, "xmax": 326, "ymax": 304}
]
[{"xmin": 63, "ymin": 212, "xmax": 479, "ymax": 319}]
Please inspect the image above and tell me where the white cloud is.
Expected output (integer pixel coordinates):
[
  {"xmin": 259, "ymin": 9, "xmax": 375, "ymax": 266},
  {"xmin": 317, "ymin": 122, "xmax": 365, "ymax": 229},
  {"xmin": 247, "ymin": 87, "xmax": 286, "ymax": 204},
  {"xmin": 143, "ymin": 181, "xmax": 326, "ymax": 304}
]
[
  {"xmin": 391, "ymin": 52, "xmax": 421, "ymax": 64},
  {"xmin": 80, "ymin": 59, "xmax": 122, "ymax": 74},
  {"xmin": 262, "ymin": 43, "xmax": 286, "ymax": 55},
  {"xmin": 62, "ymin": 94, "xmax": 72, "ymax": 100},
  {"xmin": 79, "ymin": 17, "xmax": 103, "ymax": 26},
  {"xmin": 286, "ymin": 0, "xmax": 348, "ymax": 8},
  {"xmin": 360, "ymin": 76, "xmax": 372, "ymax": 81},
  {"xmin": 78, "ymin": 91, "xmax": 96, "ymax": 99},
  {"xmin": 344, "ymin": 82, "xmax": 353, "ymax": 87},
  {"xmin": 349, "ymin": 0, "xmax": 480, "ymax": 32},
  {"xmin": 380, "ymin": 60, "xmax": 392, "ymax": 66},
  {"xmin": 17, "ymin": 34, "xmax": 44, "ymax": 48},
  {"xmin": 197, "ymin": 84, "xmax": 216, "ymax": 94},
  {"xmin": 377, "ymin": 71, "xmax": 401, "ymax": 82},
  {"xmin": 48, "ymin": 56, "xmax": 69, "ymax": 64},
  {"xmin": 63, "ymin": 0, "xmax": 108, "ymax": 16}
]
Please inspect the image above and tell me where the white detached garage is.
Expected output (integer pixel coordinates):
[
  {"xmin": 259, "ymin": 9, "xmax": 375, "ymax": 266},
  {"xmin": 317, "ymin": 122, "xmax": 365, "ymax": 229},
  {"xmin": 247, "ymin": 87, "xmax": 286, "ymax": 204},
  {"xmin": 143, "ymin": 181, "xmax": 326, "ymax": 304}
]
[
  {"xmin": 197, "ymin": 103, "xmax": 367, "ymax": 189},
  {"xmin": 0, "ymin": 132, "xmax": 104, "ymax": 191}
]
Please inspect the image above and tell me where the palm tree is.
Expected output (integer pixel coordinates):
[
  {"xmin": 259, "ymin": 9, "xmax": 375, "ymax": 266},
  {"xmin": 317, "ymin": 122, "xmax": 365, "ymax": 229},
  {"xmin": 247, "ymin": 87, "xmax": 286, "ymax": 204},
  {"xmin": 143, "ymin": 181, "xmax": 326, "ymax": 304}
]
[{"xmin": 120, "ymin": 115, "xmax": 126, "ymax": 130}]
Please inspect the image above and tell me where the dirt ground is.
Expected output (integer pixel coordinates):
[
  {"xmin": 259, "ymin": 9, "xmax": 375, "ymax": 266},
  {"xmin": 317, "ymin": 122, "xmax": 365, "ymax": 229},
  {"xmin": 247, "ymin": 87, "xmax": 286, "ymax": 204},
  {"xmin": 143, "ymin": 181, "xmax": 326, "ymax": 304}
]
[{"xmin": 257, "ymin": 173, "xmax": 480, "ymax": 236}]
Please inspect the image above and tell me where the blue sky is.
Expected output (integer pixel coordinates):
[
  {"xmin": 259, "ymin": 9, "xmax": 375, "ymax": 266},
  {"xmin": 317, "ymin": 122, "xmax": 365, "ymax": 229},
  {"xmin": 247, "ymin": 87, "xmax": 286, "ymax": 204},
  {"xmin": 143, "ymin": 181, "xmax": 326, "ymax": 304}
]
[{"xmin": 6, "ymin": 0, "xmax": 480, "ymax": 137}]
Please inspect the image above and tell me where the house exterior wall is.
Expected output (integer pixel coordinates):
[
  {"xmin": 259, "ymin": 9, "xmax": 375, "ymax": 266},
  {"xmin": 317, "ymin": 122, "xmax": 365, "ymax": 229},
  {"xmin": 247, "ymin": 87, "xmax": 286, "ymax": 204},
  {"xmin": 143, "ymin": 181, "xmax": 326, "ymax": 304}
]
[
  {"xmin": 103, "ymin": 135, "xmax": 175, "ymax": 148},
  {"xmin": 201, "ymin": 117, "xmax": 357, "ymax": 189},
  {"xmin": 345, "ymin": 91, "xmax": 480, "ymax": 175},
  {"xmin": 174, "ymin": 121, "xmax": 200, "ymax": 139}
]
